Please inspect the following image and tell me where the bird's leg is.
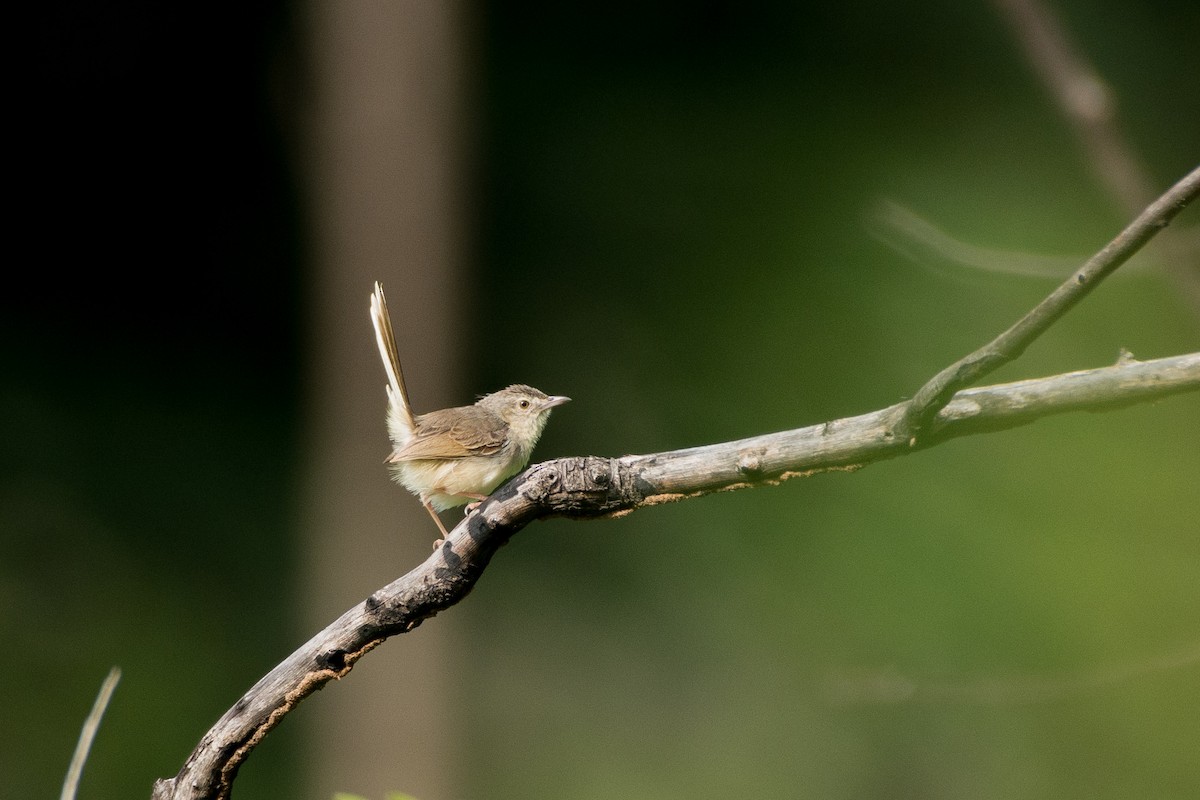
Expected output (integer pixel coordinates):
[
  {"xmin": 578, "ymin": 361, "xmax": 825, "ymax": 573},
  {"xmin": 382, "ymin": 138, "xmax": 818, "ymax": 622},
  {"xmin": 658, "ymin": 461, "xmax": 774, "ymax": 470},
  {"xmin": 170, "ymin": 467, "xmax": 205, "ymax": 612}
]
[
  {"xmin": 422, "ymin": 491, "xmax": 491, "ymax": 548},
  {"xmin": 422, "ymin": 499, "xmax": 450, "ymax": 548}
]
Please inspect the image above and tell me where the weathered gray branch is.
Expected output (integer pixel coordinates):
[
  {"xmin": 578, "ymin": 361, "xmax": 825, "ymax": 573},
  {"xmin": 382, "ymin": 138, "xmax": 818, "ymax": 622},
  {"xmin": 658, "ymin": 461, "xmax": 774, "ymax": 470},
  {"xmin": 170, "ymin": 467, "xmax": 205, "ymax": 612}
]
[
  {"xmin": 615, "ymin": 352, "xmax": 1200, "ymax": 504},
  {"xmin": 154, "ymin": 168, "xmax": 1199, "ymax": 800},
  {"xmin": 152, "ymin": 350, "xmax": 1199, "ymax": 800}
]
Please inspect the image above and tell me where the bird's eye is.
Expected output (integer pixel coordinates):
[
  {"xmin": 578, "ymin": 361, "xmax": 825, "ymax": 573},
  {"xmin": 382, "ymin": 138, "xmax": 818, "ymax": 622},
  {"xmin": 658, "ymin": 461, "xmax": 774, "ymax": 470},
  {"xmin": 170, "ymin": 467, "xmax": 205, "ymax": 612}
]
[{"xmin": 519, "ymin": 399, "xmax": 531, "ymax": 409}]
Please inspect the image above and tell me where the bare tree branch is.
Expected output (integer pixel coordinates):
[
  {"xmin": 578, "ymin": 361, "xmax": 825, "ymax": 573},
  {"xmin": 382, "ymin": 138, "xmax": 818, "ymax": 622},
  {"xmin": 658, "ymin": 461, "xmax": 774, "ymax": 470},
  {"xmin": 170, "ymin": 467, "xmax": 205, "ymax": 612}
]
[
  {"xmin": 899, "ymin": 165, "xmax": 1200, "ymax": 440},
  {"xmin": 152, "ymin": 348, "xmax": 1199, "ymax": 800},
  {"xmin": 606, "ymin": 353, "xmax": 1199, "ymax": 505}
]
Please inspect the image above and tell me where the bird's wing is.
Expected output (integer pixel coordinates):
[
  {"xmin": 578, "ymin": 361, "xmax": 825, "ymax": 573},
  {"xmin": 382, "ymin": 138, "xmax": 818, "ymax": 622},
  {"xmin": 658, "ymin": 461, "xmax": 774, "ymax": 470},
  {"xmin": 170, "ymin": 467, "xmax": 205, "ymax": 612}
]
[{"xmin": 389, "ymin": 406, "xmax": 509, "ymax": 461}]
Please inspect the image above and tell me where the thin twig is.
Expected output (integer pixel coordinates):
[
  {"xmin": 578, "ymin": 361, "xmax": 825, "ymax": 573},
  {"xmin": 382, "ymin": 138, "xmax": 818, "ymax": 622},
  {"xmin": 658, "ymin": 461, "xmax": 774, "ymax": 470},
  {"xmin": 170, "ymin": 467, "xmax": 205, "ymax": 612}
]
[
  {"xmin": 899, "ymin": 165, "xmax": 1200, "ymax": 441},
  {"xmin": 62, "ymin": 667, "xmax": 122, "ymax": 800}
]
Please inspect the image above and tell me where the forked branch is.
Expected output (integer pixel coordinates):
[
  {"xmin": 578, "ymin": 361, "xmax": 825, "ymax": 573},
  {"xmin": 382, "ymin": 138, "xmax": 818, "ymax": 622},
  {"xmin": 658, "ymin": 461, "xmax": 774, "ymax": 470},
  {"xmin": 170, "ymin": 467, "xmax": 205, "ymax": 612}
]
[
  {"xmin": 153, "ymin": 163, "xmax": 1199, "ymax": 800},
  {"xmin": 898, "ymin": 165, "xmax": 1200, "ymax": 440}
]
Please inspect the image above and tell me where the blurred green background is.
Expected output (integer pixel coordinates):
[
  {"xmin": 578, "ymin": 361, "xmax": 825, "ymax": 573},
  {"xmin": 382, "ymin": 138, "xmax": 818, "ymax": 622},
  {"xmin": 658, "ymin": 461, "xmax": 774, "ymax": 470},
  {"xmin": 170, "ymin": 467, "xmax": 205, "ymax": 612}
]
[{"xmin": 6, "ymin": 1, "xmax": 1198, "ymax": 799}]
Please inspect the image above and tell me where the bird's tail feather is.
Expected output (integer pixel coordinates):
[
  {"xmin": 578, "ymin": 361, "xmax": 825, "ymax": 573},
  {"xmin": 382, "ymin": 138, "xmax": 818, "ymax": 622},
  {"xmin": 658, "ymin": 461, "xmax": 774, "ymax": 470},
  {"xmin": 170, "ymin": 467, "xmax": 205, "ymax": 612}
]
[{"xmin": 370, "ymin": 282, "xmax": 416, "ymax": 444}]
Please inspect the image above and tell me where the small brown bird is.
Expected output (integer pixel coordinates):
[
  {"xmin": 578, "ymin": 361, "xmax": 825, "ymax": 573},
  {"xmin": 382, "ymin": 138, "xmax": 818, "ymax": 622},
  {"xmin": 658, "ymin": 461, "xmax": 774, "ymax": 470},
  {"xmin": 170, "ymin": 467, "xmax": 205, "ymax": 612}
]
[{"xmin": 370, "ymin": 282, "xmax": 570, "ymax": 537}]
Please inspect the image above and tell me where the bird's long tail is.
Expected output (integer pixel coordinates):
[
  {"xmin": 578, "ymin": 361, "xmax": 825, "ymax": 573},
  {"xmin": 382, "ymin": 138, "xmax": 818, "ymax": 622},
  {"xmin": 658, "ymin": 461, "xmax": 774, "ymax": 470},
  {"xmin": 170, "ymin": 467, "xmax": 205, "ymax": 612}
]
[{"xmin": 370, "ymin": 282, "xmax": 417, "ymax": 444}]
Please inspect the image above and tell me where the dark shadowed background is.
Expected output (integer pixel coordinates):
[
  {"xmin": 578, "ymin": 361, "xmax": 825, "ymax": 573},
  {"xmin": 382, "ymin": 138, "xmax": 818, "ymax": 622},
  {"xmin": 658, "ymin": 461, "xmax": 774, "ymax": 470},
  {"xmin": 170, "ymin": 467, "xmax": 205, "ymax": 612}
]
[{"xmin": 5, "ymin": 1, "xmax": 1199, "ymax": 799}]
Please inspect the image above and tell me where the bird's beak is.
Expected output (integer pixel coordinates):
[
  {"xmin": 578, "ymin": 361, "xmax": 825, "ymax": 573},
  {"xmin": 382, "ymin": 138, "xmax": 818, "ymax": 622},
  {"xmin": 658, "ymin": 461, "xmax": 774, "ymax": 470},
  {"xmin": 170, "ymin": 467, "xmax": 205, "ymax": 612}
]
[{"xmin": 542, "ymin": 395, "xmax": 571, "ymax": 409}]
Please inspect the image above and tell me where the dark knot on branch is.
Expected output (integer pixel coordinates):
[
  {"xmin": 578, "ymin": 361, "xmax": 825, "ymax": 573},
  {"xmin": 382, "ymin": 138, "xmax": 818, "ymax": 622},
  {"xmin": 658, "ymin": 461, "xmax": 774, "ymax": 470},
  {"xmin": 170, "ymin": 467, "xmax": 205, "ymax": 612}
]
[{"xmin": 521, "ymin": 456, "xmax": 642, "ymax": 518}]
